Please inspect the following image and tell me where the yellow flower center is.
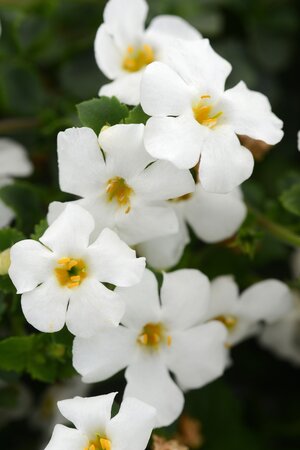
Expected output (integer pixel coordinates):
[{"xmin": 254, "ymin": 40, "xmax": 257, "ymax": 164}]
[
  {"xmin": 193, "ymin": 95, "xmax": 223, "ymax": 128},
  {"xmin": 137, "ymin": 322, "xmax": 172, "ymax": 350},
  {"xmin": 84, "ymin": 437, "xmax": 111, "ymax": 450},
  {"xmin": 106, "ymin": 176, "xmax": 133, "ymax": 213},
  {"xmin": 123, "ymin": 44, "xmax": 155, "ymax": 72},
  {"xmin": 55, "ymin": 257, "xmax": 87, "ymax": 289},
  {"xmin": 214, "ymin": 315, "xmax": 238, "ymax": 331}
]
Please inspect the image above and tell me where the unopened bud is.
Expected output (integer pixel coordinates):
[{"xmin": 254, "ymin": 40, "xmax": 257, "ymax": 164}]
[{"xmin": 0, "ymin": 248, "xmax": 11, "ymax": 275}]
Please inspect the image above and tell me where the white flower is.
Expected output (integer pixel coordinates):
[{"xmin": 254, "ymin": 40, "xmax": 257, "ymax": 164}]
[
  {"xmin": 44, "ymin": 393, "xmax": 156, "ymax": 450},
  {"xmin": 9, "ymin": 203, "xmax": 145, "ymax": 337},
  {"xmin": 141, "ymin": 39, "xmax": 284, "ymax": 192},
  {"xmin": 205, "ymin": 276, "xmax": 293, "ymax": 346},
  {"xmin": 73, "ymin": 269, "xmax": 228, "ymax": 427},
  {"xmin": 259, "ymin": 293, "xmax": 300, "ymax": 366},
  {"xmin": 49, "ymin": 125, "xmax": 194, "ymax": 246},
  {"xmin": 137, "ymin": 185, "xmax": 246, "ymax": 270},
  {"xmin": 95, "ymin": 0, "xmax": 202, "ymax": 105},
  {"xmin": 0, "ymin": 138, "xmax": 33, "ymax": 227}
]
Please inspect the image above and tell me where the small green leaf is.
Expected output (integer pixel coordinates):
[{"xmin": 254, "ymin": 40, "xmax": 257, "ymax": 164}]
[
  {"xmin": 0, "ymin": 336, "xmax": 35, "ymax": 373},
  {"xmin": 30, "ymin": 218, "xmax": 48, "ymax": 241},
  {"xmin": 0, "ymin": 228, "xmax": 25, "ymax": 252},
  {"xmin": 77, "ymin": 96, "xmax": 129, "ymax": 135},
  {"xmin": 125, "ymin": 105, "xmax": 149, "ymax": 124},
  {"xmin": 280, "ymin": 183, "xmax": 300, "ymax": 216}
]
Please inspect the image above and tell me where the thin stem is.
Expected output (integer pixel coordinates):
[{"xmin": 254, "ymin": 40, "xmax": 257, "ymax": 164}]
[{"xmin": 249, "ymin": 205, "xmax": 300, "ymax": 247}]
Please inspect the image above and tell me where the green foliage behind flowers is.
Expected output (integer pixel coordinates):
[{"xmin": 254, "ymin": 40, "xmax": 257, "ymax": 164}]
[{"xmin": 0, "ymin": 0, "xmax": 300, "ymax": 450}]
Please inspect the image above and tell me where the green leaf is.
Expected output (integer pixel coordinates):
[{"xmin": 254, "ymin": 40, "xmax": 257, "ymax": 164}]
[
  {"xmin": 0, "ymin": 275, "xmax": 15, "ymax": 294},
  {"xmin": 125, "ymin": 105, "xmax": 149, "ymax": 124},
  {"xmin": 0, "ymin": 336, "xmax": 35, "ymax": 373},
  {"xmin": 0, "ymin": 330, "xmax": 75, "ymax": 383},
  {"xmin": 0, "ymin": 182, "xmax": 44, "ymax": 234},
  {"xmin": 77, "ymin": 96, "xmax": 129, "ymax": 135},
  {"xmin": 30, "ymin": 219, "xmax": 48, "ymax": 241},
  {"xmin": 280, "ymin": 183, "xmax": 300, "ymax": 216},
  {"xmin": 0, "ymin": 228, "xmax": 25, "ymax": 252}
]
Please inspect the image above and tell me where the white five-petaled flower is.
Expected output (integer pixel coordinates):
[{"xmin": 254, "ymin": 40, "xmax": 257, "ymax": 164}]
[
  {"xmin": 44, "ymin": 393, "xmax": 156, "ymax": 450},
  {"xmin": 9, "ymin": 204, "xmax": 145, "ymax": 337},
  {"xmin": 259, "ymin": 293, "xmax": 300, "ymax": 366},
  {"xmin": 0, "ymin": 138, "xmax": 33, "ymax": 228},
  {"xmin": 49, "ymin": 124, "xmax": 195, "ymax": 246},
  {"xmin": 95, "ymin": 0, "xmax": 202, "ymax": 105},
  {"xmin": 73, "ymin": 269, "xmax": 228, "ymax": 427},
  {"xmin": 205, "ymin": 276, "xmax": 293, "ymax": 346},
  {"xmin": 141, "ymin": 39, "xmax": 284, "ymax": 193},
  {"xmin": 137, "ymin": 185, "xmax": 246, "ymax": 270}
]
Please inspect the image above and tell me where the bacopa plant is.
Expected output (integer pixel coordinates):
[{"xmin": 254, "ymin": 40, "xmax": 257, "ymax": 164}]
[{"xmin": 0, "ymin": 0, "xmax": 300, "ymax": 450}]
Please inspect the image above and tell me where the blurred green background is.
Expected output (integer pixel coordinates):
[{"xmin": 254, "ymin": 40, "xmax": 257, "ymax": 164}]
[{"xmin": 0, "ymin": 0, "xmax": 300, "ymax": 449}]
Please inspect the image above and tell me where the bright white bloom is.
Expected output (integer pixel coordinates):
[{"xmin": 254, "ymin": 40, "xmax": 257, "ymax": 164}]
[
  {"xmin": 95, "ymin": 0, "xmax": 202, "ymax": 105},
  {"xmin": 260, "ymin": 294, "xmax": 300, "ymax": 366},
  {"xmin": 141, "ymin": 39, "xmax": 284, "ymax": 192},
  {"xmin": 73, "ymin": 269, "xmax": 228, "ymax": 427},
  {"xmin": 0, "ymin": 138, "xmax": 33, "ymax": 227},
  {"xmin": 205, "ymin": 276, "xmax": 293, "ymax": 346},
  {"xmin": 137, "ymin": 185, "xmax": 246, "ymax": 270},
  {"xmin": 44, "ymin": 393, "xmax": 156, "ymax": 450},
  {"xmin": 49, "ymin": 125, "xmax": 194, "ymax": 246},
  {"xmin": 9, "ymin": 204, "xmax": 145, "ymax": 337}
]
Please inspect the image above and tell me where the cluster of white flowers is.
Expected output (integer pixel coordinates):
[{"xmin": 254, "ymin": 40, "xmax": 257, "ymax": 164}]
[{"xmin": 4, "ymin": 0, "xmax": 294, "ymax": 447}]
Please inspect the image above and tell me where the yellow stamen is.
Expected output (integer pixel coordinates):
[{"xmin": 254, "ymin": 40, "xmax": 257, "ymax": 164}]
[
  {"xmin": 193, "ymin": 95, "xmax": 222, "ymax": 129},
  {"xmin": 100, "ymin": 438, "xmax": 111, "ymax": 450},
  {"xmin": 106, "ymin": 176, "xmax": 133, "ymax": 212},
  {"xmin": 137, "ymin": 323, "xmax": 171, "ymax": 350},
  {"xmin": 123, "ymin": 44, "xmax": 155, "ymax": 72},
  {"xmin": 84, "ymin": 436, "xmax": 111, "ymax": 450},
  {"xmin": 214, "ymin": 315, "xmax": 238, "ymax": 331},
  {"xmin": 55, "ymin": 257, "xmax": 87, "ymax": 289}
]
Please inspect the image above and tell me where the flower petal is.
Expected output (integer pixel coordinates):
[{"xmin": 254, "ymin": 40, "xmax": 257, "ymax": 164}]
[
  {"xmin": 107, "ymin": 397, "xmax": 156, "ymax": 450},
  {"xmin": 40, "ymin": 204, "xmax": 95, "ymax": 255},
  {"xmin": 9, "ymin": 239, "xmax": 54, "ymax": 293},
  {"xmin": 73, "ymin": 327, "xmax": 136, "ymax": 383},
  {"xmin": 199, "ymin": 126, "xmax": 254, "ymax": 193},
  {"xmin": 124, "ymin": 353, "xmax": 184, "ymax": 427},
  {"xmin": 99, "ymin": 124, "xmax": 153, "ymax": 179},
  {"xmin": 184, "ymin": 185, "xmax": 246, "ymax": 242},
  {"xmin": 132, "ymin": 160, "xmax": 195, "ymax": 201},
  {"xmin": 165, "ymin": 39, "xmax": 232, "ymax": 93},
  {"xmin": 144, "ymin": 115, "xmax": 206, "ymax": 169},
  {"xmin": 66, "ymin": 279, "xmax": 125, "ymax": 337},
  {"xmin": 141, "ymin": 62, "xmax": 193, "ymax": 116},
  {"xmin": 115, "ymin": 269, "xmax": 161, "ymax": 329},
  {"xmin": 116, "ymin": 205, "xmax": 179, "ymax": 246},
  {"xmin": 160, "ymin": 269, "xmax": 210, "ymax": 330},
  {"xmin": 146, "ymin": 14, "xmax": 202, "ymax": 43},
  {"xmin": 88, "ymin": 228, "xmax": 145, "ymax": 286},
  {"xmin": 103, "ymin": 0, "xmax": 148, "ymax": 49},
  {"xmin": 44, "ymin": 424, "xmax": 88, "ymax": 450},
  {"xmin": 58, "ymin": 393, "xmax": 116, "ymax": 437},
  {"xmin": 100, "ymin": 72, "xmax": 143, "ymax": 106},
  {"xmin": 57, "ymin": 127, "xmax": 106, "ymax": 197},
  {"xmin": 239, "ymin": 280, "xmax": 293, "ymax": 323},
  {"xmin": 222, "ymin": 81, "xmax": 284, "ymax": 145},
  {"xmin": 136, "ymin": 213, "xmax": 189, "ymax": 270},
  {"xmin": 94, "ymin": 24, "xmax": 123, "ymax": 79},
  {"xmin": 0, "ymin": 138, "xmax": 33, "ymax": 178},
  {"xmin": 166, "ymin": 321, "xmax": 227, "ymax": 390},
  {"xmin": 206, "ymin": 276, "xmax": 239, "ymax": 320},
  {"xmin": 21, "ymin": 277, "xmax": 69, "ymax": 333}
]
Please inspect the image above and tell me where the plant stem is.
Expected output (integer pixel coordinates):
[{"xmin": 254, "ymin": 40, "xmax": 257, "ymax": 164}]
[{"xmin": 249, "ymin": 205, "xmax": 300, "ymax": 247}]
